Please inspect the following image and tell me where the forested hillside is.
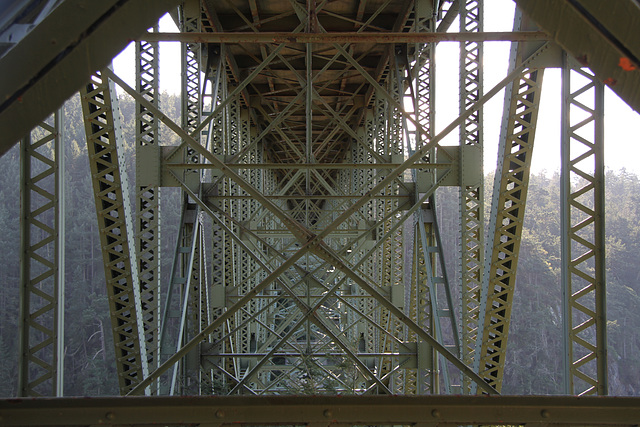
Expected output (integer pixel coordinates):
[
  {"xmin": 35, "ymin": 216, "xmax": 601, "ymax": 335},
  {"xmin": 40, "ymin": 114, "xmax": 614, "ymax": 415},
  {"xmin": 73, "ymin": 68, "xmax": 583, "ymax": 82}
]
[{"xmin": 1, "ymin": 93, "xmax": 640, "ymax": 396}]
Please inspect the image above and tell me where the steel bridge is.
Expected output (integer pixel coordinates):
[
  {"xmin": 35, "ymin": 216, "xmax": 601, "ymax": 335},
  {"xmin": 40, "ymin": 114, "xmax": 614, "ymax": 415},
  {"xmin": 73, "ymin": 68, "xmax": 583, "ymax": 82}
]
[{"xmin": 1, "ymin": 0, "xmax": 640, "ymax": 425}]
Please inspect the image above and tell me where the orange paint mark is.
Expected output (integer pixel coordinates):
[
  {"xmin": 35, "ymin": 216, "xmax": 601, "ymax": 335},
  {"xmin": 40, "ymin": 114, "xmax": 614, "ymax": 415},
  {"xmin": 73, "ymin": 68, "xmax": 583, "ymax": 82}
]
[
  {"xmin": 603, "ymin": 77, "xmax": 617, "ymax": 86},
  {"xmin": 576, "ymin": 54, "xmax": 589, "ymax": 67},
  {"xmin": 619, "ymin": 57, "xmax": 637, "ymax": 71}
]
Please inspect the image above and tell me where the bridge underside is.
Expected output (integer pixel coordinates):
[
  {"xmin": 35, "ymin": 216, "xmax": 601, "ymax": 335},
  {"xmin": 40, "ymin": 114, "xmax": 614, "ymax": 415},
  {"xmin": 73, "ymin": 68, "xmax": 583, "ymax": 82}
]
[{"xmin": 2, "ymin": 0, "xmax": 640, "ymax": 424}]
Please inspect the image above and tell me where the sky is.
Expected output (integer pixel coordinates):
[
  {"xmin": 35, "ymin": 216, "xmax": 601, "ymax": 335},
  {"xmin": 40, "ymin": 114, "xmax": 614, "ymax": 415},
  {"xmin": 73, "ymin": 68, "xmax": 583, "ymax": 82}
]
[{"xmin": 112, "ymin": 0, "xmax": 640, "ymax": 175}]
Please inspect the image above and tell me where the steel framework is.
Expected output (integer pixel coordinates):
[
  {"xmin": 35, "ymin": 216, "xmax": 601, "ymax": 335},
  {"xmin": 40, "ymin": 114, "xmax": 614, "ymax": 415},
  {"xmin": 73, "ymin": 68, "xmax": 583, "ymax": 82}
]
[
  {"xmin": 18, "ymin": 112, "xmax": 65, "ymax": 397},
  {"xmin": 80, "ymin": 71, "xmax": 149, "ymax": 395},
  {"xmin": 561, "ymin": 53, "xmax": 607, "ymax": 396},
  {"xmin": 3, "ymin": 0, "xmax": 639, "ymax": 424}
]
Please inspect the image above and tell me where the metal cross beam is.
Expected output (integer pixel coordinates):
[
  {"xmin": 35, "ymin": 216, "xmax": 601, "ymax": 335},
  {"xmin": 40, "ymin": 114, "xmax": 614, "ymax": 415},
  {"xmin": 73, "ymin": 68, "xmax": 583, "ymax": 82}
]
[
  {"xmin": 139, "ymin": 31, "xmax": 550, "ymax": 43},
  {"xmin": 3, "ymin": 395, "xmax": 640, "ymax": 426}
]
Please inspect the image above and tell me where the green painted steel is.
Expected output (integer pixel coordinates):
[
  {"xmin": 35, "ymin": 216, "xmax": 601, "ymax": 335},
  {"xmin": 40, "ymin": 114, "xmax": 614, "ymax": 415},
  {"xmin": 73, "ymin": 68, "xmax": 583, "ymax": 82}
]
[
  {"xmin": 476, "ymin": 40, "xmax": 547, "ymax": 392},
  {"xmin": 80, "ymin": 70, "xmax": 149, "ymax": 395},
  {"xmin": 561, "ymin": 53, "xmax": 607, "ymax": 396},
  {"xmin": 5, "ymin": 1, "xmax": 624, "ymax": 419},
  {"xmin": 0, "ymin": 0, "xmax": 181, "ymax": 156},
  {"xmin": 18, "ymin": 112, "xmax": 65, "ymax": 397},
  {"xmin": 515, "ymin": 0, "xmax": 640, "ymax": 113},
  {"xmin": 4, "ymin": 395, "xmax": 640, "ymax": 426},
  {"xmin": 135, "ymin": 25, "xmax": 161, "ymax": 389},
  {"xmin": 459, "ymin": 0, "xmax": 484, "ymax": 394}
]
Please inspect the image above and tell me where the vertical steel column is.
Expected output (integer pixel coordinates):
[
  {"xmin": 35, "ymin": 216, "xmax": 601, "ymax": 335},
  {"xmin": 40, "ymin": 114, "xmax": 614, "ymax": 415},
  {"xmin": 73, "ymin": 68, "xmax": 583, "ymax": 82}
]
[
  {"xmin": 81, "ymin": 71, "xmax": 148, "ymax": 395},
  {"xmin": 161, "ymin": 200, "xmax": 202, "ymax": 395},
  {"xmin": 411, "ymin": 1, "xmax": 436, "ymax": 395},
  {"xmin": 561, "ymin": 52, "xmax": 607, "ymax": 396},
  {"xmin": 459, "ymin": 0, "xmax": 484, "ymax": 394},
  {"xmin": 377, "ymin": 68, "xmax": 405, "ymax": 393},
  {"xmin": 415, "ymin": 203, "xmax": 458, "ymax": 394},
  {"xmin": 402, "ymin": 7, "xmax": 459, "ymax": 393},
  {"xmin": 182, "ymin": 2, "xmax": 202, "ymax": 140},
  {"xmin": 161, "ymin": 1, "xmax": 204, "ymax": 395},
  {"xmin": 135, "ymin": 24, "xmax": 161, "ymax": 384},
  {"xmin": 18, "ymin": 111, "xmax": 65, "ymax": 397}
]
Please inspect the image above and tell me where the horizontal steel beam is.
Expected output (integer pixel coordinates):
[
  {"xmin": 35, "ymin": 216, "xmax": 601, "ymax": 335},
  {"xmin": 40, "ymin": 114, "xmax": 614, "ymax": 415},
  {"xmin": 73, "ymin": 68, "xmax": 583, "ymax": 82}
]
[
  {"xmin": 201, "ymin": 352, "xmax": 416, "ymax": 357},
  {"xmin": 2, "ymin": 395, "xmax": 640, "ymax": 426},
  {"xmin": 140, "ymin": 31, "xmax": 550, "ymax": 44},
  {"xmin": 166, "ymin": 162, "xmax": 451, "ymax": 169},
  {"xmin": 206, "ymin": 194, "xmax": 408, "ymax": 199}
]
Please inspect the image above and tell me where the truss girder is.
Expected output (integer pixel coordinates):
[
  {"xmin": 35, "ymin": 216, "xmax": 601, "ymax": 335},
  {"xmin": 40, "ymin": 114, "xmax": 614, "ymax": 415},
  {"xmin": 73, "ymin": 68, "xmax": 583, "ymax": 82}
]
[
  {"xmin": 459, "ymin": 0, "xmax": 484, "ymax": 394},
  {"xmin": 101, "ymin": 0, "xmax": 542, "ymax": 397},
  {"xmin": 561, "ymin": 54, "xmax": 607, "ymax": 396},
  {"xmin": 160, "ymin": 200, "xmax": 203, "ymax": 395},
  {"xmin": 18, "ymin": 112, "xmax": 65, "ymax": 397},
  {"xmin": 80, "ymin": 71, "xmax": 148, "ymax": 395},
  {"xmin": 108, "ymin": 28, "xmax": 534, "ymax": 393},
  {"xmin": 135, "ymin": 27, "xmax": 161, "ymax": 380},
  {"xmin": 413, "ymin": 202, "xmax": 460, "ymax": 394},
  {"xmin": 476, "ymin": 51, "xmax": 545, "ymax": 392}
]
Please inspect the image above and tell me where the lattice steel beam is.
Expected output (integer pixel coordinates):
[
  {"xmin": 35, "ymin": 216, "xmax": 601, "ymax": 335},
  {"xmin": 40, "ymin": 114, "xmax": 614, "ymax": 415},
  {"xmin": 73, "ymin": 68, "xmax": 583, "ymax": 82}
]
[
  {"xmin": 108, "ymin": 40, "xmax": 532, "ymax": 394},
  {"xmin": 414, "ymin": 201, "xmax": 459, "ymax": 394},
  {"xmin": 80, "ymin": 70, "xmax": 148, "ymax": 395},
  {"xmin": 135, "ymin": 25, "xmax": 161, "ymax": 383},
  {"xmin": 459, "ymin": 0, "xmax": 483, "ymax": 394},
  {"xmin": 561, "ymin": 53, "xmax": 607, "ymax": 396},
  {"xmin": 476, "ymin": 41, "xmax": 547, "ymax": 392},
  {"xmin": 18, "ymin": 111, "xmax": 65, "ymax": 397}
]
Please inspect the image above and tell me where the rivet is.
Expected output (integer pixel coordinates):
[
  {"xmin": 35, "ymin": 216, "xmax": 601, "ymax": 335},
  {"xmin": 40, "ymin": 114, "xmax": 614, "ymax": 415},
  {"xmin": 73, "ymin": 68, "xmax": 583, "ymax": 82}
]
[
  {"xmin": 215, "ymin": 409, "xmax": 225, "ymax": 418},
  {"xmin": 323, "ymin": 409, "xmax": 332, "ymax": 418},
  {"xmin": 105, "ymin": 412, "xmax": 115, "ymax": 420},
  {"xmin": 431, "ymin": 409, "xmax": 440, "ymax": 418},
  {"xmin": 541, "ymin": 409, "xmax": 550, "ymax": 418}
]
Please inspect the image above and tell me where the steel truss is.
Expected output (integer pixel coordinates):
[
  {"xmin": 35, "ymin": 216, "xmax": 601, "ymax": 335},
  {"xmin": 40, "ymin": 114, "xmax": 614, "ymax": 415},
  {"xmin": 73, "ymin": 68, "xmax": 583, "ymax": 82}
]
[
  {"xmin": 102, "ymin": 0, "xmax": 526, "ymax": 396},
  {"xmin": 561, "ymin": 53, "xmax": 607, "ymax": 396},
  {"xmin": 135, "ymin": 24, "xmax": 161, "ymax": 383},
  {"xmin": 459, "ymin": 0, "xmax": 484, "ymax": 394},
  {"xmin": 18, "ymin": 112, "xmax": 65, "ymax": 397},
  {"xmin": 80, "ymin": 71, "xmax": 149, "ymax": 395},
  {"xmin": 476, "ymin": 36, "xmax": 547, "ymax": 392},
  {"xmin": 96, "ymin": 0, "xmax": 566, "ymax": 395},
  {"xmin": 9, "ymin": 0, "xmax": 612, "ymax": 406}
]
